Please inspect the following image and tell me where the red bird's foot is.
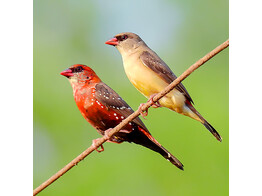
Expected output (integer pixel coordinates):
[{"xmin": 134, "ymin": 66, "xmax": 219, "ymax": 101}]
[
  {"xmin": 104, "ymin": 128, "xmax": 112, "ymax": 140},
  {"xmin": 92, "ymin": 129, "xmax": 113, "ymax": 153},
  {"xmin": 92, "ymin": 138, "xmax": 105, "ymax": 153},
  {"xmin": 148, "ymin": 94, "xmax": 161, "ymax": 108}
]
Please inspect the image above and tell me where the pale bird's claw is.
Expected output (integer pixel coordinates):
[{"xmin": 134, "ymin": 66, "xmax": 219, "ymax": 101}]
[
  {"xmin": 138, "ymin": 103, "xmax": 148, "ymax": 120},
  {"xmin": 148, "ymin": 94, "xmax": 161, "ymax": 108},
  {"xmin": 138, "ymin": 94, "xmax": 161, "ymax": 120}
]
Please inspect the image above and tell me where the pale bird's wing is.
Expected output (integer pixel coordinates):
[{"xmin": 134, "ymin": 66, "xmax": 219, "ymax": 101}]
[
  {"xmin": 140, "ymin": 51, "xmax": 194, "ymax": 104},
  {"xmin": 95, "ymin": 82, "xmax": 150, "ymax": 133}
]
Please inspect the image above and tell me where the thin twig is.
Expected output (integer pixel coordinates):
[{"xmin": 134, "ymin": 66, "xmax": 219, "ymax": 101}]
[{"xmin": 33, "ymin": 39, "xmax": 229, "ymax": 195}]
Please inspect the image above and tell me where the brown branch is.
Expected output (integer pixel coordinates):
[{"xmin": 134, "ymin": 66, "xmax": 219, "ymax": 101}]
[{"xmin": 33, "ymin": 39, "xmax": 229, "ymax": 195}]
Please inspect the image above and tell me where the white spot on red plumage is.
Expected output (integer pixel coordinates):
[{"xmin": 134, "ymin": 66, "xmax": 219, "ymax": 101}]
[
  {"xmin": 121, "ymin": 116, "xmax": 124, "ymax": 119},
  {"xmin": 116, "ymin": 117, "xmax": 119, "ymax": 120},
  {"xmin": 114, "ymin": 113, "xmax": 117, "ymax": 116}
]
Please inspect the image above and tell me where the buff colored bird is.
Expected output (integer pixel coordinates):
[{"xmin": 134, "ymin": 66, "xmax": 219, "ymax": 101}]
[
  {"xmin": 105, "ymin": 32, "xmax": 222, "ymax": 142},
  {"xmin": 61, "ymin": 64, "xmax": 184, "ymax": 170}
]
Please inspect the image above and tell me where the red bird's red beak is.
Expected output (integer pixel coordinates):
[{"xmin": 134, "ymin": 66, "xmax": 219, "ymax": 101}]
[
  {"xmin": 105, "ymin": 37, "xmax": 118, "ymax": 46},
  {"xmin": 60, "ymin": 69, "xmax": 74, "ymax": 77}
]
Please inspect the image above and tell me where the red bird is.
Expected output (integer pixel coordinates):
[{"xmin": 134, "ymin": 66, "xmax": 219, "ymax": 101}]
[{"xmin": 60, "ymin": 64, "xmax": 183, "ymax": 170}]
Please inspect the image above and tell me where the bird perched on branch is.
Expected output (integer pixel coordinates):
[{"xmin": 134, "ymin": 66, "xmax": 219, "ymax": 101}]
[
  {"xmin": 61, "ymin": 64, "xmax": 183, "ymax": 170},
  {"xmin": 105, "ymin": 32, "xmax": 222, "ymax": 142}
]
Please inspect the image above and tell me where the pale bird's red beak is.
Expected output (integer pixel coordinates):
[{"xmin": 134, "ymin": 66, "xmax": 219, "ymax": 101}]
[
  {"xmin": 105, "ymin": 37, "xmax": 118, "ymax": 46},
  {"xmin": 60, "ymin": 69, "xmax": 74, "ymax": 77}
]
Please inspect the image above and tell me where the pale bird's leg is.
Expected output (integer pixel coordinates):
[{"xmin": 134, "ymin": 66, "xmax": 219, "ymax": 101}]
[
  {"xmin": 138, "ymin": 94, "xmax": 161, "ymax": 119},
  {"xmin": 148, "ymin": 94, "xmax": 161, "ymax": 108},
  {"xmin": 138, "ymin": 103, "xmax": 148, "ymax": 119}
]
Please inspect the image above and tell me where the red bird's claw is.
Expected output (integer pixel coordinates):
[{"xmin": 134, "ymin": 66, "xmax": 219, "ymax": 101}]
[
  {"xmin": 138, "ymin": 103, "xmax": 148, "ymax": 120},
  {"xmin": 92, "ymin": 138, "xmax": 105, "ymax": 153},
  {"xmin": 148, "ymin": 94, "xmax": 161, "ymax": 108},
  {"xmin": 92, "ymin": 129, "xmax": 112, "ymax": 153},
  {"xmin": 104, "ymin": 128, "xmax": 112, "ymax": 140}
]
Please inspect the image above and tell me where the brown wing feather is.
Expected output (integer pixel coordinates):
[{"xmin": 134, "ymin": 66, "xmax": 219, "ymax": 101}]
[
  {"xmin": 140, "ymin": 51, "xmax": 194, "ymax": 104},
  {"xmin": 95, "ymin": 82, "xmax": 150, "ymax": 133}
]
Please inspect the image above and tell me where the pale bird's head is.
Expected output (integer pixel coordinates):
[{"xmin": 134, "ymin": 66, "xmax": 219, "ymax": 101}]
[{"xmin": 105, "ymin": 32, "xmax": 146, "ymax": 55}]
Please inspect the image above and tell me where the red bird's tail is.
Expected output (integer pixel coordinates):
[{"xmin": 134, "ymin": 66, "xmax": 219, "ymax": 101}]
[{"xmin": 128, "ymin": 127, "xmax": 184, "ymax": 170}]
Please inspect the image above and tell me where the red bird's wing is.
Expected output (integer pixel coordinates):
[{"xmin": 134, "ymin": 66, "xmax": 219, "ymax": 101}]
[
  {"xmin": 95, "ymin": 82, "xmax": 150, "ymax": 133},
  {"xmin": 94, "ymin": 83, "xmax": 184, "ymax": 170},
  {"xmin": 140, "ymin": 51, "xmax": 194, "ymax": 104}
]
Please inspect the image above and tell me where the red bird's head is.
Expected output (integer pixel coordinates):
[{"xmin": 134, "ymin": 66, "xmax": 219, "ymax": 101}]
[{"xmin": 60, "ymin": 64, "xmax": 101, "ymax": 86}]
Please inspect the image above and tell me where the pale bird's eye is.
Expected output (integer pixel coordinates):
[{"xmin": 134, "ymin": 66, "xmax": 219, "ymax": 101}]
[
  {"xmin": 118, "ymin": 35, "xmax": 128, "ymax": 41},
  {"xmin": 122, "ymin": 35, "xmax": 127, "ymax": 40}
]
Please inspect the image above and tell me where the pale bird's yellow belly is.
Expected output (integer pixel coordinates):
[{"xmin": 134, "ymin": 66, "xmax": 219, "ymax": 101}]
[{"xmin": 123, "ymin": 56, "xmax": 186, "ymax": 112}]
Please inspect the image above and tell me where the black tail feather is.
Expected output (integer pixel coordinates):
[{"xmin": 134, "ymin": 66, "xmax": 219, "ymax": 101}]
[
  {"xmin": 185, "ymin": 101, "xmax": 222, "ymax": 142},
  {"xmin": 128, "ymin": 130, "xmax": 184, "ymax": 170},
  {"xmin": 159, "ymin": 145, "xmax": 184, "ymax": 170},
  {"xmin": 203, "ymin": 120, "xmax": 222, "ymax": 142}
]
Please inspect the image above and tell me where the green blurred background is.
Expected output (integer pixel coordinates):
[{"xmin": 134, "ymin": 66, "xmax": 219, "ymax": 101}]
[{"xmin": 34, "ymin": 0, "xmax": 228, "ymax": 195}]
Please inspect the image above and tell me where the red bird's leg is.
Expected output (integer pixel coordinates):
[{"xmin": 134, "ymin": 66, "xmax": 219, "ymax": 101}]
[
  {"xmin": 92, "ymin": 129, "xmax": 112, "ymax": 153},
  {"xmin": 138, "ymin": 94, "xmax": 161, "ymax": 119},
  {"xmin": 103, "ymin": 128, "xmax": 112, "ymax": 140},
  {"xmin": 92, "ymin": 138, "xmax": 104, "ymax": 153}
]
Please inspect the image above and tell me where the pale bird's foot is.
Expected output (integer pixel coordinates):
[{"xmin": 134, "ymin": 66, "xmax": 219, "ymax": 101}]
[
  {"xmin": 138, "ymin": 94, "xmax": 161, "ymax": 119},
  {"xmin": 138, "ymin": 103, "xmax": 148, "ymax": 120},
  {"xmin": 148, "ymin": 94, "xmax": 161, "ymax": 108}
]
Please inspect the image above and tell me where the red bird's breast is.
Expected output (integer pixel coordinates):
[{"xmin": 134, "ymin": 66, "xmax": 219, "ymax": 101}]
[{"xmin": 73, "ymin": 84, "xmax": 139, "ymax": 143}]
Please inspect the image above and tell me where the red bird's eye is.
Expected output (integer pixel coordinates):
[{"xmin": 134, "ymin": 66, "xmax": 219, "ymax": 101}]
[{"xmin": 75, "ymin": 66, "xmax": 83, "ymax": 72}]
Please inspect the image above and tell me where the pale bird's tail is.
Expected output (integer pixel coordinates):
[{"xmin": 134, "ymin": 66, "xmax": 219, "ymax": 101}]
[{"xmin": 185, "ymin": 100, "xmax": 222, "ymax": 142}]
